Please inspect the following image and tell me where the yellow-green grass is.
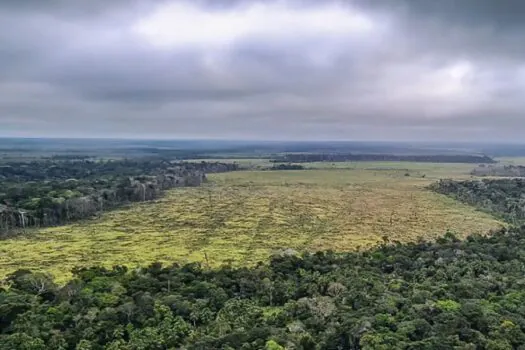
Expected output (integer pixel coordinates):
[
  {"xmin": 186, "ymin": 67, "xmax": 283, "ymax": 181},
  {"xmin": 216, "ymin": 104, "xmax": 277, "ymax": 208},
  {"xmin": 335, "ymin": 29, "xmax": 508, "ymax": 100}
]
[
  {"xmin": 301, "ymin": 161, "xmax": 476, "ymax": 177},
  {"xmin": 0, "ymin": 165, "xmax": 504, "ymax": 282}
]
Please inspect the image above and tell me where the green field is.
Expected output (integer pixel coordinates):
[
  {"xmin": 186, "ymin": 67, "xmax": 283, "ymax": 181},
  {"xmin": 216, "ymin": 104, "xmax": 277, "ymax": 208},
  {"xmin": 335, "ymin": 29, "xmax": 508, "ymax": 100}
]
[{"xmin": 0, "ymin": 162, "xmax": 504, "ymax": 282}]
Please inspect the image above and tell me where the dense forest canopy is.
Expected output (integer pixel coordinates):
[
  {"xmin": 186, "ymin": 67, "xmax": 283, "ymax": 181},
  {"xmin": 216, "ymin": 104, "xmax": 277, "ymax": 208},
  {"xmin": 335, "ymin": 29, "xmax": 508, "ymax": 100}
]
[
  {"xmin": 2, "ymin": 227, "xmax": 525, "ymax": 349},
  {"xmin": 271, "ymin": 153, "xmax": 496, "ymax": 164},
  {"xmin": 0, "ymin": 159, "xmax": 237, "ymax": 182},
  {"xmin": 0, "ymin": 159, "xmax": 238, "ymax": 234},
  {"xmin": 430, "ymin": 178, "xmax": 525, "ymax": 224}
]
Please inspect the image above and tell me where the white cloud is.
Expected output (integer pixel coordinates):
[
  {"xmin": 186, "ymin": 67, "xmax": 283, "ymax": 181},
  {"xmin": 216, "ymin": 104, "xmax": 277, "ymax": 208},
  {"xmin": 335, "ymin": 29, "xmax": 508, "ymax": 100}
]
[
  {"xmin": 371, "ymin": 60, "xmax": 479, "ymax": 117},
  {"xmin": 418, "ymin": 61, "xmax": 475, "ymax": 99},
  {"xmin": 131, "ymin": 1, "xmax": 375, "ymax": 49}
]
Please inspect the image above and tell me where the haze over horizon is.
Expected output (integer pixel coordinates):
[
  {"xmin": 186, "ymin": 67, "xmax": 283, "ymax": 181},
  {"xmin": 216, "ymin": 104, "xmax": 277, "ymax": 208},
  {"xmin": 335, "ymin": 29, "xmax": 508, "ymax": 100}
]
[{"xmin": 1, "ymin": 0, "xmax": 525, "ymax": 141}]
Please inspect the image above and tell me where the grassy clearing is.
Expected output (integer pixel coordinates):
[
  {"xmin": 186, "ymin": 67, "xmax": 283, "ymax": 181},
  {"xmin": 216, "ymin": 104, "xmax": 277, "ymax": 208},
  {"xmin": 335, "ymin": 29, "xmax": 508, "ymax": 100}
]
[
  {"xmin": 301, "ymin": 161, "xmax": 476, "ymax": 177},
  {"xmin": 0, "ymin": 164, "xmax": 504, "ymax": 282}
]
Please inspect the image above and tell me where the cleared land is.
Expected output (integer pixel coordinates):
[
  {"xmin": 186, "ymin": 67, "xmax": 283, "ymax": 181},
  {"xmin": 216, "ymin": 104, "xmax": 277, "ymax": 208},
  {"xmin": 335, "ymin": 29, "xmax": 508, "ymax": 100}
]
[{"xmin": 0, "ymin": 162, "xmax": 504, "ymax": 282}]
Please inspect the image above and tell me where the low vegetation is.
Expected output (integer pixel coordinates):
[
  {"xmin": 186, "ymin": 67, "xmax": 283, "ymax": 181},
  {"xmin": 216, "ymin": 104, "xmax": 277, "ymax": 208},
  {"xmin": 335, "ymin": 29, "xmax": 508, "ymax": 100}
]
[
  {"xmin": 3, "ymin": 227, "xmax": 525, "ymax": 349},
  {"xmin": 0, "ymin": 167, "xmax": 503, "ymax": 282}
]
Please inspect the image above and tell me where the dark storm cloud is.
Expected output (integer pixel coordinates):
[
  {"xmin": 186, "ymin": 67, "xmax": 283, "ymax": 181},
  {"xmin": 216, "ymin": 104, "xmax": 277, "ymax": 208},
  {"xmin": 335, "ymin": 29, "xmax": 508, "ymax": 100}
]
[
  {"xmin": 0, "ymin": 0, "xmax": 524, "ymax": 140},
  {"xmin": 370, "ymin": 0, "xmax": 525, "ymax": 29}
]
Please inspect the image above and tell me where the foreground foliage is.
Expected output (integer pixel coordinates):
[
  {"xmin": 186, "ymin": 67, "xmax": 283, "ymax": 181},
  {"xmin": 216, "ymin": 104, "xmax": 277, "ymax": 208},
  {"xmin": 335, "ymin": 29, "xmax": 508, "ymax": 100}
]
[
  {"xmin": 431, "ymin": 178, "xmax": 525, "ymax": 224},
  {"xmin": 2, "ymin": 227, "xmax": 525, "ymax": 349}
]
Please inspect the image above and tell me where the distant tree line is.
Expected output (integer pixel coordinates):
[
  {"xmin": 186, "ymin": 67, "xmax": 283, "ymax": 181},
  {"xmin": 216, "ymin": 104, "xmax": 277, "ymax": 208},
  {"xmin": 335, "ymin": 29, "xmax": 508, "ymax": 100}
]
[
  {"xmin": 430, "ymin": 178, "xmax": 525, "ymax": 224},
  {"xmin": 0, "ymin": 159, "xmax": 238, "ymax": 234},
  {"xmin": 0, "ymin": 159, "xmax": 236, "ymax": 182},
  {"xmin": 3, "ymin": 227, "xmax": 525, "ymax": 348},
  {"xmin": 471, "ymin": 164, "xmax": 525, "ymax": 177},
  {"xmin": 271, "ymin": 153, "xmax": 496, "ymax": 164},
  {"xmin": 269, "ymin": 163, "xmax": 305, "ymax": 171}
]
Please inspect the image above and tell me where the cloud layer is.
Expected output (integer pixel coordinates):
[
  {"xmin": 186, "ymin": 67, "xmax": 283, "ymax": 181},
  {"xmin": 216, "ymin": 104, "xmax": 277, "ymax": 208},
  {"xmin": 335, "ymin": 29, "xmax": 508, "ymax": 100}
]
[{"xmin": 1, "ymin": 0, "xmax": 525, "ymax": 141}]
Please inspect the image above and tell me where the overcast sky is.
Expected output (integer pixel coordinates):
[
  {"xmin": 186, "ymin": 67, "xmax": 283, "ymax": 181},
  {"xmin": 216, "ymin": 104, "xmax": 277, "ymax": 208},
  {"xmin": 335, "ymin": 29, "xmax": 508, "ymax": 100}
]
[{"xmin": 1, "ymin": 0, "xmax": 525, "ymax": 141}]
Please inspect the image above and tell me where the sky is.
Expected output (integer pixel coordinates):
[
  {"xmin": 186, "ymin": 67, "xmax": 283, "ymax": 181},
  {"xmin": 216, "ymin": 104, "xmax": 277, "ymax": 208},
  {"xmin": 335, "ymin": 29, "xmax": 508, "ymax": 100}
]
[{"xmin": 1, "ymin": 0, "xmax": 525, "ymax": 141}]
